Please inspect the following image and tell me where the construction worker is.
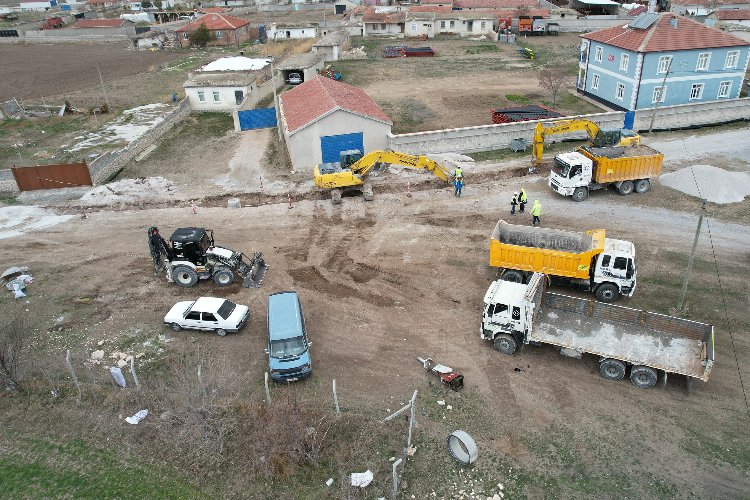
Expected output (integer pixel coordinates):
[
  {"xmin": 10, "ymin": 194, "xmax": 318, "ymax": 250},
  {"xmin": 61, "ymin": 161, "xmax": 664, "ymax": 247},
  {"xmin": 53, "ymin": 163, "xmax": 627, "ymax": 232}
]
[
  {"xmin": 531, "ymin": 200, "xmax": 542, "ymax": 226},
  {"xmin": 511, "ymin": 192, "xmax": 518, "ymax": 215},
  {"xmin": 519, "ymin": 188, "xmax": 528, "ymax": 213},
  {"xmin": 453, "ymin": 176, "xmax": 464, "ymax": 197},
  {"xmin": 454, "ymin": 166, "xmax": 463, "ymax": 180}
]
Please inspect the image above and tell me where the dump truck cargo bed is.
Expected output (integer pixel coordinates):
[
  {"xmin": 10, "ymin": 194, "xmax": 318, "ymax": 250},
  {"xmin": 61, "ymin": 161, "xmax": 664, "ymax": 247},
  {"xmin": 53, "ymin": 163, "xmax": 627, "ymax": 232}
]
[
  {"xmin": 490, "ymin": 220, "xmax": 604, "ymax": 280},
  {"xmin": 533, "ymin": 292, "xmax": 714, "ymax": 381},
  {"xmin": 578, "ymin": 144, "xmax": 664, "ymax": 184}
]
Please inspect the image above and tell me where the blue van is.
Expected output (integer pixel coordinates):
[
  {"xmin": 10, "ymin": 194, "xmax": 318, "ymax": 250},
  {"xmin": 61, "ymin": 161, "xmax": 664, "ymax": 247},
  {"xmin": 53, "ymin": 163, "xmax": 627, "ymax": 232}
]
[{"xmin": 267, "ymin": 291, "xmax": 312, "ymax": 382}]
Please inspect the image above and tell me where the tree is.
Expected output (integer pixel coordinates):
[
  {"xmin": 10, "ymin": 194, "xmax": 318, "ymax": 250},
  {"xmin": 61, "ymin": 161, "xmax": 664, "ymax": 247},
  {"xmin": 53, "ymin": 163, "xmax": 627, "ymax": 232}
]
[
  {"xmin": 189, "ymin": 24, "xmax": 212, "ymax": 48},
  {"xmin": 538, "ymin": 63, "xmax": 570, "ymax": 105},
  {"xmin": 153, "ymin": 0, "xmax": 162, "ymax": 9}
]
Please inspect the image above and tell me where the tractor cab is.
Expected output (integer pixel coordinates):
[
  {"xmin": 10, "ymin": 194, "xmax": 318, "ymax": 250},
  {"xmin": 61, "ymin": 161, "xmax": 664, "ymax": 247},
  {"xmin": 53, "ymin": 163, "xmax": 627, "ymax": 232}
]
[
  {"xmin": 340, "ymin": 149, "xmax": 363, "ymax": 169},
  {"xmin": 170, "ymin": 227, "xmax": 214, "ymax": 266},
  {"xmin": 593, "ymin": 129, "xmax": 639, "ymax": 148}
]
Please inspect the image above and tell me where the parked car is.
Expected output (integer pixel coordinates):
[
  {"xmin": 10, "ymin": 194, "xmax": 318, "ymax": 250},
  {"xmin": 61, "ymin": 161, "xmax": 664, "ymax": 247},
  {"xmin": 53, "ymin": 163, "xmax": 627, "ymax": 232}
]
[
  {"xmin": 288, "ymin": 72, "xmax": 303, "ymax": 85},
  {"xmin": 164, "ymin": 297, "xmax": 249, "ymax": 336},
  {"xmin": 266, "ymin": 291, "xmax": 312, "ymax": 382}
]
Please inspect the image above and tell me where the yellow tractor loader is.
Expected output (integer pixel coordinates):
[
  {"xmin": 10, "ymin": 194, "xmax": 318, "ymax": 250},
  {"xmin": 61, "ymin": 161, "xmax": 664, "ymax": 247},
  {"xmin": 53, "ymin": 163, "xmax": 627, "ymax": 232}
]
[
  {"xmin": 532, "ymin": 119, "xmax": 641, "ymax": 167},
  {"xmin": 313, "ymin": 149, "xmax": 453, "ymax": 203}
]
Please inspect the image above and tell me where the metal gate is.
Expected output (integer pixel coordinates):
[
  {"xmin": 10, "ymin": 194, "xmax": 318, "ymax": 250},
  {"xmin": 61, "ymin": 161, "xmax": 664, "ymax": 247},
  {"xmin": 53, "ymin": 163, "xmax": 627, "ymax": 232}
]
[
  {"xmin": 320, "ymin": 132, "xmax": 364, "ymax": 163},
  {"xmin": 11, "ymin": 162, "xmax": 92, "ymax": 192},
  {"xmin": 237, "ymin": 107, "xmax": 277, "ymax": 131}
]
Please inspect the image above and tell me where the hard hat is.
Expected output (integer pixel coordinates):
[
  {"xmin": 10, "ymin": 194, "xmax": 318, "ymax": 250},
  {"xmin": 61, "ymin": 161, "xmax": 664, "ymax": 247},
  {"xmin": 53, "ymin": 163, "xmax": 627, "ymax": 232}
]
[{"xmin": 513, "ymin": 192, "xmax": 518, "ymax": 195}]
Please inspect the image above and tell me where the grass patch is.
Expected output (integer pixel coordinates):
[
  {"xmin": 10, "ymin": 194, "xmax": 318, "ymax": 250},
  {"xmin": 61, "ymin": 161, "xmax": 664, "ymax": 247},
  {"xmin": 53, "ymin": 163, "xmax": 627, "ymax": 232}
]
[
  {"xmin": 505, "ymin": 94, "xmax": 531, "ymax": 103},
  {"xmin": 379, "ymin": 98, "xmax": 437, "ymax": 134}
]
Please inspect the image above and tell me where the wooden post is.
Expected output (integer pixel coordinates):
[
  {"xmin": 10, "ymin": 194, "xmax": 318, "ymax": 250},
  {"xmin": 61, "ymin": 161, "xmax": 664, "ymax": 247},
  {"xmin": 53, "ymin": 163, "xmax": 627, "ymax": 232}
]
[
  {"xmin": 678, "ymin": 200, "xmax": 706, "ymax": 311},
  {"xmin": 332, "ymin": 379, "xmax": 340, "ymax": 414},
  {"xmin": 65, "ymin": 350, "xmax": 81, "ymax": 402},
  {"xmin": 130, "ymin": 357, "xmax": 140, "ymax": 390},
  {"xmin": 264, "ymin": 372, "xmax": 272, "ymax": 403}
]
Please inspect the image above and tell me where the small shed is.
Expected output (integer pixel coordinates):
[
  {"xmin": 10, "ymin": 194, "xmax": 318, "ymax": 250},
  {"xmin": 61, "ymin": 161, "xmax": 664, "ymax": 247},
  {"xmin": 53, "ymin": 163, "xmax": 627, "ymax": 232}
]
[
  {"xmin": 278, "ymin": 76, "xmax": 392, "ymax": 171},
  {"xmin": 334, "ymin": 0, "xmax": 359, "ymax": 15},
  {"xmin": 267, "ymin": 23, "xmax": 317, "ymax": 40},
  {"xmin": 183, "ymin": 73, "xmax": 257, "ymax": 111},
  {"xmin": 276, "ymin": 52, "xmax": 324, "ymax": 85},
  {"xmin": 312, "ymin": 30, "xmax": 351, "ymax": 61}
]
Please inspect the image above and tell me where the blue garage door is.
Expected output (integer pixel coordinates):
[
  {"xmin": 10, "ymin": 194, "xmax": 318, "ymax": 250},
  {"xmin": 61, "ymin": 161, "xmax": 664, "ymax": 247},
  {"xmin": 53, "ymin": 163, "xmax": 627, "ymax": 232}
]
[
  {"xmin": 238, "ymin": 107, "xmax": 277, "ymax": 131},
  {"xmin": 320, "ymin": 132, "xmax": 364, "ymax": 163}
]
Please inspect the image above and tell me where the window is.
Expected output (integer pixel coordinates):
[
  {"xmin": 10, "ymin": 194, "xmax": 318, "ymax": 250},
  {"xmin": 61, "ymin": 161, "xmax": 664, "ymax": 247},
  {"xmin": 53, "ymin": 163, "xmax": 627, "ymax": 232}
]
[
  {"xmin": 215, "ymin": 30, "xmax": 222, "ymax": 39},
  {"xmin": 613, "ymin": 257, "xmax": 627, "ymax": 270},
  {"xmin": 601, "ymin": 255, "xmax": 611, "ymax": 267},
  {"xmin": 615, "ymin": 83, "xmax": 625, "ymax": 100},
  {"xmin": 213, "ymin": 91, "xmax": 221, "ymax": 102},
  {"xmin": 725, "ymin": 50, "xmax": 739, "ymax": 69},
  {"xmin": 657, "ymin": 55, "xmax": 671, "ymax": 74},
  {"xmin": 186, "ymin": 311, "xmax": 201, "ymax": 321},
  {"xmin": 183, "ymin": 32, "xmax": 188, "ymax": 39},
  {"xmin": 411, "ymin": 22, "xmax": 416, "ymax": 32},
  {"xmin": 197, "ymin": 91, "xmax": 205, "ymax": 102},
  {"xmin": 690, "ymin": 83, "xmax": 704, "ymax": 100},
  {"xmin": 595, "ymin": 46, "xmax": 603, "ymax": 62},
  {"xmin": 450, "ymin": 20, "xmax": 455, "ymax": 28},
  {"xmin": 620, "ymin": 53, "xmax": 629, "ymax": 72},
  {"xmin": 696, "ymin": 52, "xmax": 710, "ymax": 71},
  {"xmin": 592, "ymin": 74, "xmax": 600, "ymax": 90},
  {"xmin": 380, "ymin": 23, "xmax": 386, "ymax": 30},
  {"xmin": 718, "ymin": 81, "xmax": 732, "ymax": 98},
  {"xmin": 202, "ymin": 313, "xmax": 217, "ymax": 322},
  {"xmin": 480, "ymin": 21, "xmax": 486, "ymax": 29},
  {"xmin": 652, "ymin": 86, "xmax": 666, "ymax": 103},
  {"xmin": 440, "ymin": 20, "xmax": 445, "ymax": 28}
]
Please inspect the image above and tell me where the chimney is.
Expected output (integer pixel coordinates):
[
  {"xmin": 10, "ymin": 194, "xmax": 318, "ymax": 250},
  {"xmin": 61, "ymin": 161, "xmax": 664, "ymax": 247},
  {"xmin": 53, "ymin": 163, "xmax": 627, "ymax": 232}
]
[
  {"xmin": 648, "ymin": 0, "xmax": 656, "ymax": 14},
  {"xmin": 670, "ymin": 17, "xmax": 678, "ymax": 28}
]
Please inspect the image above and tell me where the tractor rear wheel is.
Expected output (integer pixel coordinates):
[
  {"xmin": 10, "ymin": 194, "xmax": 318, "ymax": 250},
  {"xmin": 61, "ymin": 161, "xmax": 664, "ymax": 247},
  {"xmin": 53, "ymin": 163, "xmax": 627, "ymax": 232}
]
[
  {"xmin": 172, "ymin": 266, "xmax": 198, "ymax": 288},
  {"xmin": 213, "ymin": 268, "xmax": 234, "ymax": 286}
]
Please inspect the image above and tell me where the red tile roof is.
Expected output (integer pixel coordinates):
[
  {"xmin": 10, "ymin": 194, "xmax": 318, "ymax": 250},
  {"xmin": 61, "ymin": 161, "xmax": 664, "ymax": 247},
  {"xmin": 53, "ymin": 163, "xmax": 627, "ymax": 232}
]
[
  {"xmin": 495, "ymin": 7, "xmax": 549, "ymax": 18},
  {"xmin": 408, "ymin": 5, "xmax": 453, "ymax": 12},
  {"xmin": 581, "ymin": 13, "xmax": 749, "ymax": 52},
  {"xmin": 176, "ymin": 13, "xmax": 249, "ymax": 32},
  {"xmin": 716, "ymin": 9, "xmax": 750, "ymax": 20},
  {"xmin": 362, "ymin": 8, "xmax": 406, "ymax": 23},
  {"xmin": 73, "ymin": 18, "xmax": 127, "ymax": 28},
  {"xmin": 280, "ymin": 76, "xmax": 392, "ymax": 134},
  {"xmin": 202, "ymin": 7, "xmax": 229, "ymax": 13},
  {"xmin": 420, "ymin": 0, "xmax": 453, "ymax": 4},
  {"xmin": 626, "ymin": 5, "xmax": 648, "ymax": 16},
  {"xmin": 454, "ymin": 0, "xmax": 538, "ymax": 8}
]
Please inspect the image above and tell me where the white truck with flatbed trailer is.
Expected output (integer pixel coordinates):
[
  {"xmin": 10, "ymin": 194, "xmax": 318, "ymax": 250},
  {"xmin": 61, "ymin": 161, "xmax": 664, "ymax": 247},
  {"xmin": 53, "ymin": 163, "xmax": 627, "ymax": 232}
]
[{"xmin": 480, "ymin": 273, "xmax": 715, "ymax": 388}]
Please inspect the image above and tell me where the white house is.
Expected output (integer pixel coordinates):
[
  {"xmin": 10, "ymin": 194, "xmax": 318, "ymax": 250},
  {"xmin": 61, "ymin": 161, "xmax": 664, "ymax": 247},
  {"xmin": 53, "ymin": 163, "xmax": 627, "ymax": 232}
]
[
  {"xmin": 19, "ymin": 0, "xmax": 54, "ymax": 11},
  {"xmin": 671, "ymin": 0, "xmax": 750, "ymax": 16},
  {"xmin": 128, "ymin": 1, "xmax": 141, "ymax": 10},
  {"xmin": 184, "ymin": 73, "xmax": 257, "ymax": 112},
  {"xmin": 278, "ymin": 76, "xmax": 393, "ymax": 171},
  {"xmin": 362, "ymin": 7, "xmax": 405, "ymax": 36},
  {"xmin": 312, "ymin": 30, "xmax": 351, "ymax": 61},
  {"xmin": 267, "ymin": 23, "xmax": 317, "ymax": 40}
]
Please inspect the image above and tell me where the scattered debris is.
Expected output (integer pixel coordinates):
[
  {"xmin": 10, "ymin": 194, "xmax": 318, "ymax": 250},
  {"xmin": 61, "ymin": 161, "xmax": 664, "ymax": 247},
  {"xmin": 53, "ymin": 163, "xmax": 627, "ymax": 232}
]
[
  {"xmin": 446, "ymin": 405, "xmax": 453, "ymax": 410},
  {"xmin": 351, "ymin": 470, "xmax": 374, "ymax": 488},
  {"xmin": 447, "ymin": 430, "xmax": 478, "ymax": 466},
  {"xmin": 437, "ymin": 400, "xmax": 446, "ymax": 406},
  {"xmin": 417, "ymin": 357, "xmax": 464, "ymax": 391},
  {"xmin": 90, "ymin": 350, "xmax": 105, "ymax": 362},
  {"xmin": 227, "ymin": 198, "xmax": 241, "ymax": 209},
  {"xmin": 340, "ymin": 46, "xmax": 367, "ymax": 60},
  {"xmin": 80, "ymin": 177, "xmax": 178, "ymax": 206},
  {"xmin": 407, "ymin": 445, "xmax": 417, "ymax": 456},
  {"xmin": 125, "ymin": 409, "xmax": 149, "ymax": 425},
  {"xmin": 325, "ymin": 478, "xmax": 334, "ymax": 487},
  {"xmin": 109, "ymin": 367, "xmax": 127, "ymax": 387},
  {"xmin": 5, "ymin": 272, "xmax": 32, "ymax": 299}
]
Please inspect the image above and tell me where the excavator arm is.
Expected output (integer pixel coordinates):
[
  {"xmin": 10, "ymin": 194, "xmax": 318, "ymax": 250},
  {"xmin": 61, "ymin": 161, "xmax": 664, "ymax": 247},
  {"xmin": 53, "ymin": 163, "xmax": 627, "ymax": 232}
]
[
  {"xmin": 350, "ymin": 150, "xmax": 452, "ymax": 182},
  {"xmin": 532, "ymin": 119, "xmax": 601, "ymax": 167}
]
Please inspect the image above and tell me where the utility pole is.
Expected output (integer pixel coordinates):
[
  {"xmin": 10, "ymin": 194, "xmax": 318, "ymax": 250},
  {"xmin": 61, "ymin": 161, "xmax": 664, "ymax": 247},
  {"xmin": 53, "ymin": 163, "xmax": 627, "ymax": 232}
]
[
  {"xmin": 678, "ymin": 199, "xmax": 706, "ymax": 311},
  {"xmin": 96, "ymin": 63, "xmax": 110, "ymax": 109},
  {"xmin": 648, "ymin": 58, "xmax": 671, "ymax": 133}
]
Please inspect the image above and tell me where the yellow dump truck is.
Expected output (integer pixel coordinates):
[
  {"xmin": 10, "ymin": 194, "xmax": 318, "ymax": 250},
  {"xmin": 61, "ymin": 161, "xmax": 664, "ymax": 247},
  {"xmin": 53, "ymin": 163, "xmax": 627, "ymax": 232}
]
[
  {"xmin": 490, "ymin": 220, "xmax": 636, "ymax": 302},
  {"xmin": 548, "ymin": 145, "xmax": 664, "ymax": 202}
]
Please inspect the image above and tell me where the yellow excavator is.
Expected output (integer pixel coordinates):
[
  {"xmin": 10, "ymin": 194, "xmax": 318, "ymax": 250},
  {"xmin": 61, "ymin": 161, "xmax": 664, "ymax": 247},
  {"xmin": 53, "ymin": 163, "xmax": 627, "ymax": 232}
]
[
  {"xmin": 313, "ymin": 149, "xmax": 453, "ymax": 203},
  {"xmin": 532, "ymin": 119, "xmax": 641, "ymax": 167}
]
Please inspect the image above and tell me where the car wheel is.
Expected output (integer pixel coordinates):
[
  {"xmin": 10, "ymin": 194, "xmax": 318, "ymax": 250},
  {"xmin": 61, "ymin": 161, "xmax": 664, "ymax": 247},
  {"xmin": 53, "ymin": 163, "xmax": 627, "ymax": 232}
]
[
  {"xmin": 216, "ymin": 328, "xmax": 227, "ymax": 337},
  {"xmin": 170, "ymin": 323, "xmax": 182, "ymax": 332}
]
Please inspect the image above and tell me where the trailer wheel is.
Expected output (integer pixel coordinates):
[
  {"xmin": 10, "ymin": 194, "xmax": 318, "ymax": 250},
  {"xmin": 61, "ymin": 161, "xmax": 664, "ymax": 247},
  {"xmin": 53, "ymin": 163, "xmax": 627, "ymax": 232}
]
[
  {"xmin": 172, "ymin": 266, "xmax": 198, "ymax": 288},
  {"xmin": 493, "ymin": 334, "xmax": 517, "ymax": 355},
  {"xmin": 634, "ymin": 179, "xmax": 651, "ymax": 193},
  {"xmin": 213, "ymin": 268, "xmax": 234, "ymax": 286},
  {"xmin": 599, "ymin": 359, "xmax": 626, "ymax": 381},
  {"xmin": 630, "ymin": 365, "xmax": 658, "ymax": 388},
  {"xmin": 216, "ymin": 328, "xmax": 228, "ymax": 337},
  {"xmin": 502, "ymin": 270, "xmax": 524, "ymax": 283},
  {"xmin": 595, "ymin": 283, "xmax": 619, "ymax": 303},
  {"xmin": 572, "ymin": 187, "xmax": 589, "ymax": 202},
  {"xmin": 617, "ymin": 181, "xmax": 634, "ymax": 196}
]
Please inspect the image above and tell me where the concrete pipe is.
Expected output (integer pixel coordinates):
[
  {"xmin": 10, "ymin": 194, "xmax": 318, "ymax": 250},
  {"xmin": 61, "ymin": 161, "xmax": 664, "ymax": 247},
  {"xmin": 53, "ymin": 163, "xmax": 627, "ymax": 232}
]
[{"xmin": 447, "ymin": 430, "xmax": 478, "ymax": 466}]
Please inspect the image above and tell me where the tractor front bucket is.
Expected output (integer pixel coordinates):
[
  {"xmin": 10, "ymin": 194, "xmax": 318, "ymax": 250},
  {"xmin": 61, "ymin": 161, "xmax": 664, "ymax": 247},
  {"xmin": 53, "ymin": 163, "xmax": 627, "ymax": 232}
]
[{"xmin": 242, "ymin": 252, "xmax": 268, "ymax": 288}]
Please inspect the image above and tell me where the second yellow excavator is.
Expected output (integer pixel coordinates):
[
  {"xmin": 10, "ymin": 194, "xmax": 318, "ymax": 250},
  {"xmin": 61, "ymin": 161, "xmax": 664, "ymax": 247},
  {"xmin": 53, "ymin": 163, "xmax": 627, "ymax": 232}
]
[
  {"xmin": 532, "ymin": 119, "xmax": 641, "ymax": 167},
  {"xmin": 313, "ymin": 149, "xmax": 453, "ymax": 203}
]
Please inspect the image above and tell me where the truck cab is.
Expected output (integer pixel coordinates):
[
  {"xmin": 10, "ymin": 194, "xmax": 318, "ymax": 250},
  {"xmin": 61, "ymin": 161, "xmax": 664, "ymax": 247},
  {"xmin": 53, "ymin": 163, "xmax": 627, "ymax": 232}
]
[
  {"xmin": 481, "ymin": 276, "xmax": 540, "ymax": 354},
  {"xmin": 549, "ymin": 151, "xmax": 592, "ymax": 198},
  {"xmin": 592, "ymin": 239, "xmax": 637, "ymax": 300}
]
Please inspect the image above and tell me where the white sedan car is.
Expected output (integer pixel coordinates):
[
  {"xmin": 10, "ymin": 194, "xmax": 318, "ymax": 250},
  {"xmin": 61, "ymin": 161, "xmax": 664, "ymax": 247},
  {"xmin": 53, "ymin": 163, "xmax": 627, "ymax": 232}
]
[{"xmin": 164, "ymin": 297, "xmax": 249, "ymax": 336}]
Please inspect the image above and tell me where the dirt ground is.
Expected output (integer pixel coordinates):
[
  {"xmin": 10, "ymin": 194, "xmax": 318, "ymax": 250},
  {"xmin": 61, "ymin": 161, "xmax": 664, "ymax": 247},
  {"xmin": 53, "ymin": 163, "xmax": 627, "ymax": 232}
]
[
  {"xmin": 2, "ymin": 123, "xmax": 750, "ymax": 497},
  {"xmin": 0, "ymin": 44, "xmax": 183, "ymax": 103}
]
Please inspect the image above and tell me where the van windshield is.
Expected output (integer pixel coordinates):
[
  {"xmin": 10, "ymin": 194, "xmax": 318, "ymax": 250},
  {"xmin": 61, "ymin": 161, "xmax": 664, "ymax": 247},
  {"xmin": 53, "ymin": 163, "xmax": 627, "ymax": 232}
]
[{"xmin": 270, "ymin": 337, "xmax": 306, "ymax": 358}]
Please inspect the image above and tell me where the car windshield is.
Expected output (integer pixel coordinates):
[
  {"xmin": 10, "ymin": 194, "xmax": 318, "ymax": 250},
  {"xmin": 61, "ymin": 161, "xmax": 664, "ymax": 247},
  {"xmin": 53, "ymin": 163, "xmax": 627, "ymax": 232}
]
[
  {"xmin": 270, "ymin": 336, "xmax": 306, "ymax": 358},
  {"xmin": 216, "ymin": 300, "xmax": 236, "ymax": 320}
]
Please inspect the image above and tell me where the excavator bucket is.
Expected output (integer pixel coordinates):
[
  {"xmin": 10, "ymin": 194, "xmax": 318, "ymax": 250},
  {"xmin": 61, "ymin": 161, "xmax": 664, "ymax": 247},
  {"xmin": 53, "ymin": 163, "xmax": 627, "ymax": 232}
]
[{"xmin": 241, "ymin": 252, "xmax": 268, "ymax": 288}]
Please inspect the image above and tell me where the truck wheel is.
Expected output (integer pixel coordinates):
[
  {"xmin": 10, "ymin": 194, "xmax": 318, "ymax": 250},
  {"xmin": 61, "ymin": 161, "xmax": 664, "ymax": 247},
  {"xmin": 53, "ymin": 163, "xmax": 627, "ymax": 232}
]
[
  {"xmin": 595, "ymin": 283, "xmax": 619, "ymax": 303},
  {"xmin": 170, "ymin": 323, "xmax": 182, "ymax": 332},
  {"xmin": 502, "ymin": 270, "xmax": 524, "ymax": 283},
  {"xmin": 493, "ymin": 334, "xmax": 517, "ymax": 355},
  {"xmin": 572, "ymin": 187, "xmax": 589, "ymax": 202},
  {"xmin": 617, "ymin": 181, "xmax": 634, "ymax": 196},
  {"xmin": 213, "ymin": 268, "xmax": 234, "ymax": 286},
  {"xmin": 599, "ymin": 359, "xmax": 626, "ymax": 381},
  {"xmin": 634, "ymin": 179, "xmax": 651, "ymax": 193},
  {"xmin": 630, "ymin": 365, "xmax": 658, "ymax": 388},
  {"xmin": 172, "ymin": 266, "xmax": 198, "ymax": 288}
]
